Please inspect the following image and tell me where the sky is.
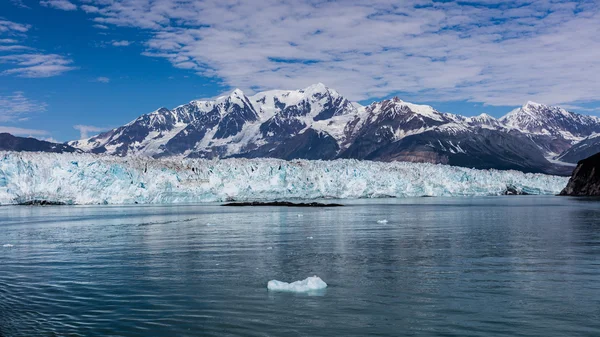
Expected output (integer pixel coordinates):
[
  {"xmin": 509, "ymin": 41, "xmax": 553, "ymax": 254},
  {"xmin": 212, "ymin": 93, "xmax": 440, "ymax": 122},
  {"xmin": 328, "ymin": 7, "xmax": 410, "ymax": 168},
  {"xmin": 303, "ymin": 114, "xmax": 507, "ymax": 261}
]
[{"xmin": 1, "ymin": 0, "xmax": 599, "ymax": 142}]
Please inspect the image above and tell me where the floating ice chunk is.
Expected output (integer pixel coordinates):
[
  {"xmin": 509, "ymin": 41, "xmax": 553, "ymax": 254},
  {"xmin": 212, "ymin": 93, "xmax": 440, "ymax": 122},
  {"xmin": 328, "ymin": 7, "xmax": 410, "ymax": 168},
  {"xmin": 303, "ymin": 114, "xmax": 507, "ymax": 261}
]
[
  {"xmin": 297, "ymin": 214, "xmax": 304, "ymax": 217},
  {"xmin": 267, "ymin": 276, "xmax": 327, "ymax": 292},
  {"xmin": 3, "ymin": 244, "xmax": 14, "ymax": 248},
  {"xmin": 206, "ymin": 223, "xmax": 216, "ymax": 226},
  {"xmin": 377, "ymin": 219, "xmax": 388, "ymax": 224},
  {"xmin": 267, "ymin": 246, "xmax": 273, "ymax": 250}
]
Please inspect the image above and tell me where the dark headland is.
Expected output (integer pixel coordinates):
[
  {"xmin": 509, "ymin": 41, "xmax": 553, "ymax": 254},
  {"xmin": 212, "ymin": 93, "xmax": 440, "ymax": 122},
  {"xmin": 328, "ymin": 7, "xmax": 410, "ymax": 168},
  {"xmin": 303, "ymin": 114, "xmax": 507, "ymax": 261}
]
[
  {"xmin": 560, "ymin": 152, "xmax": 600, "ymax": 196},
  {"xmin": 222, "ymin": 201, "xmax": 344, "ymax": 207}
]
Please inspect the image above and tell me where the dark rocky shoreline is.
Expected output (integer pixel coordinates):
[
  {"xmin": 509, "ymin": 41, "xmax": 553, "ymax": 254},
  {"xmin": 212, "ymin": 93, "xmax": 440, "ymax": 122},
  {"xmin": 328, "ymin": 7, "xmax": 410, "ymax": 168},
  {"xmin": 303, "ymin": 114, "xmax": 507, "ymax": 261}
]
[{"xmin": 222, "ymin": 201, "xmax": 344, "ymax": 207}]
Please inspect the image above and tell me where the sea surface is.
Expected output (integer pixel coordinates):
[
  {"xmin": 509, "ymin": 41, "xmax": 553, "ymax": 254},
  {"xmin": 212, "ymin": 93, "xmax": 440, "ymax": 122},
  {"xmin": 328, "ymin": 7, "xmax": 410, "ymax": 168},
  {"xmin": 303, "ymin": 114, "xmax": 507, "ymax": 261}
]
[{"xmin": 1, "ymin": 197, "xmax": 599, "ymax": 336}]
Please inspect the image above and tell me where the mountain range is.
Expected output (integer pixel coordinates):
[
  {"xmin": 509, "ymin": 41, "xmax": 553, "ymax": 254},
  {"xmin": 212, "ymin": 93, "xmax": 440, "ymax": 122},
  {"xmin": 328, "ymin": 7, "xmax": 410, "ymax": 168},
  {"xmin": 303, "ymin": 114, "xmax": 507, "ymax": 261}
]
[{"xmin": 7, "ymin": 83, "xmax": 600, "ymax": 175}]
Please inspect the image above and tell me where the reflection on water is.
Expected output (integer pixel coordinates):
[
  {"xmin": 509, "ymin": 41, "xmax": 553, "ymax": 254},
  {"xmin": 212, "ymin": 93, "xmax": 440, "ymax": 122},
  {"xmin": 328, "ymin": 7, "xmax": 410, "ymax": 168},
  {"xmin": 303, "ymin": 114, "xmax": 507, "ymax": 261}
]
[{"xmin": 1, "ymin": 197, "xmax": 599, "ymax": 336}]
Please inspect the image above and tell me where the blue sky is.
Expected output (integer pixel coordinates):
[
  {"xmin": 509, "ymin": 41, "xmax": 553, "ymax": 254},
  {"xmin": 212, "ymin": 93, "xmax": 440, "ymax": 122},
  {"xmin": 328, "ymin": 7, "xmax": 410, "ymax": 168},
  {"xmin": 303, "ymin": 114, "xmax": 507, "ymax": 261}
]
[{"xmin": 1, "ymin": 0, "xmax": 599, "ymax": 141}]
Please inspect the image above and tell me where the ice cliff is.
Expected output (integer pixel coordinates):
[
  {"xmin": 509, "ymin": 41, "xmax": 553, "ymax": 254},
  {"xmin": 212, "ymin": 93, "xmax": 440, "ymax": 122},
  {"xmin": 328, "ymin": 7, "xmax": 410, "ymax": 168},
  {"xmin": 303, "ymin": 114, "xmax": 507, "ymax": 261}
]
[{"xmin": 0, "ymin": 152, "xmax": 568, "ymax": 205}]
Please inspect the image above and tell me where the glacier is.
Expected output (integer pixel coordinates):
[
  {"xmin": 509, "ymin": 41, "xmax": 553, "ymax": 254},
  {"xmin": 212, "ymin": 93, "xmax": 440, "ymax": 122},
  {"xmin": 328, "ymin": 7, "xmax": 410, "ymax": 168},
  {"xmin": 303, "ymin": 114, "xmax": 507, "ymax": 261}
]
[
  {"xmin": 0, "ymin": 152, "xmax": 569, "ymax": 205},
  {"xmin": 267, "ymin": 276, "xmax": 328, "ymax": 293}
]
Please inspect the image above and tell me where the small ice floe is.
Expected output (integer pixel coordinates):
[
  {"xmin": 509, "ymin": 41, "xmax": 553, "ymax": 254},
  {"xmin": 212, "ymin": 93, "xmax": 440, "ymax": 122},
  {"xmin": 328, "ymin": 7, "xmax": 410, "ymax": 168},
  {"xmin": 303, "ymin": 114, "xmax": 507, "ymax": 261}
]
[
  {"xmin": 267, "ymin": 276, "xmax": 327, "ymax": 293},
  {"xmin": 267, "ymin": 246, "xmax": 273, "ymax": 250},
  {"xmin": 377, "ymin": 219, "xmax": 388, "ymax": 224},
  {"xmin": 206, "ymin": 223, "xmax": 216, "ymax": 226},
  {"xmin": 3, "ymin": 244, "xmax": 14, "ymax": 248},
  {"xmin": 297, "ymin": 214, "xmax": 304, "ymax": 217},
  {"xmin": 306, "ymin": 236, "xmax": 313, "ymax": 240}
]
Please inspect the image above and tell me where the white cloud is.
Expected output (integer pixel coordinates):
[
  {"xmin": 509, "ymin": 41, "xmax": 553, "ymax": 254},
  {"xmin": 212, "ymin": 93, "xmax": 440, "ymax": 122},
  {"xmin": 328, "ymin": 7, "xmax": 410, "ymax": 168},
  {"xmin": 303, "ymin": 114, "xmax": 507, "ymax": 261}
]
[
  {"xmin": 111, "ymin": 40, "xmax": 131, "ymax": 47},
  {"xmin": 81, "ymin": 5, "xmax": 100, "ymax": 13},
  {"xmin": 76, "ymin": 0, "xmax": 600, "ymax": 107},
  {"xmin": 95, "ymin": 76, "xmax": 110, "ymax": 83},
  {"xmin": 92, "ymin": 24, "xmax": 108, "ymax": 29},
  {"xmin": 0, "ymin": 126, "xmax": 49, "ymax": 136},
  {"xmin": 73, "ymin": 124, "xmax": 107, "ymax": 139},
  {"xmin": 40, "ymin": 0, "xmax": 77, "ymax": 11},
  {"xmin": 0, "ymin": 19, "xmax": 30, "ymax": 34},
  {"xmin": 0, "ymin": 19, "xmax": 76, "ymax": 78},
  {"xmin": 0, "ymin": 39, "xmax": 19, "ymax": 44},
  {"xmin": 0, "ymin": 45, "xmax": 33, "ymax": 51},
  {"xmin": 0, "ymin": 92, "xmax": 47, "ymax": 122},
  {"xmin": 0, "ymin": 53, "xmax": 76, "ymax": 78}
]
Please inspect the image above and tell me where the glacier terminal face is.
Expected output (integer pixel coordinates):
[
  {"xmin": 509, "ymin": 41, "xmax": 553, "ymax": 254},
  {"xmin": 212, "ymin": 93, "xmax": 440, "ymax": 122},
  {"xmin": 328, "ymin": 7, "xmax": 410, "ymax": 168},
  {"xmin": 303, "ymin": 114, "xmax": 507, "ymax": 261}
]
[{"xmin": 0, "ymin": 152, "xmax": 568, "ymax": 205}]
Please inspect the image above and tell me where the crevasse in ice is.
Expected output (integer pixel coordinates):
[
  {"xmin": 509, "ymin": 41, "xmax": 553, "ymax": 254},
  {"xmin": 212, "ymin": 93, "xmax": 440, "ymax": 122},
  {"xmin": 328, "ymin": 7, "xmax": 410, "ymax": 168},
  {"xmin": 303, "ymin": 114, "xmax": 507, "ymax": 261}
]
[{"xmin": 0, "ymin": 152, "xmax": 568, "ymax": 205}]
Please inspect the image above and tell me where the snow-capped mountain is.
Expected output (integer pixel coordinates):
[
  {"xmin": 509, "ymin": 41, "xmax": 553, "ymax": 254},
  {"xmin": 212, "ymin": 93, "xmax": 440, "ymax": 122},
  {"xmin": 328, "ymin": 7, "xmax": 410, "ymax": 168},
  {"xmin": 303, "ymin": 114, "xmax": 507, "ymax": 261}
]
[
  {"xmin": 67, "ymin": 84, "xmax": 600, "ymax": 175},
  {"xmin": 500, "ymin": 101, "xmax": 600, "ymax": 142}
]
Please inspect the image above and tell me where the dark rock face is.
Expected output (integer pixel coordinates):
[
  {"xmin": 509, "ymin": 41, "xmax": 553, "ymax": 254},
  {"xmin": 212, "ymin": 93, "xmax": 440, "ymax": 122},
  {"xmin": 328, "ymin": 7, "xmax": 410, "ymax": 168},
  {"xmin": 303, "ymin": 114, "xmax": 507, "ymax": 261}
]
[
  {"xmin": 560, "ymin": 152, "xmax": 600, "ymax": 196},
  {"xmin": 213, "ymin": 97, "xmax": 259, "ymax": 139},
  {"xmin": 259, "ymin": 116, "xmax": 306, "ymax": 141},
  {"xmin": 0, "ymin": 133, "xmax": 78, "ymax": 153},
  {"xmin": 162, "ymin": 109, "xmax": 221, "ymax": 156},
  {"xmin": 234, "ymin": 129, "xmax": 339, "ymax": 160},
  {"xmin": 356, "ymin": 128, "xmax": 571, "ymax": 175},
  {"xmin": 504, "ymin": 185, "xmax": 530, "ymax": 195},
  {"xmin": 18, "ymin": 200, "xmax": 67, "ymax": 206}
]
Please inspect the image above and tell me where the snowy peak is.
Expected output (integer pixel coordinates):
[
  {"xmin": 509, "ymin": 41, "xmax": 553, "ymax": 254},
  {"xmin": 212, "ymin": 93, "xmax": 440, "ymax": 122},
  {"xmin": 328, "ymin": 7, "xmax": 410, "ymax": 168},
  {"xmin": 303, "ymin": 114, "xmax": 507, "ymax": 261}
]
[
  {"xmin": 500, "ymin": 102, "xmax": 600, "ymax": 141},
  {"xmin": 467, "ymin": 113, "xmax": 500, "ymax": 128},
  {"xmin": 368, "ymin": 97, "xmax": 446, "ymax": 123},
  {"xmin": 301, "ymin": 82, "xmax": 329, "ymax": 95}
]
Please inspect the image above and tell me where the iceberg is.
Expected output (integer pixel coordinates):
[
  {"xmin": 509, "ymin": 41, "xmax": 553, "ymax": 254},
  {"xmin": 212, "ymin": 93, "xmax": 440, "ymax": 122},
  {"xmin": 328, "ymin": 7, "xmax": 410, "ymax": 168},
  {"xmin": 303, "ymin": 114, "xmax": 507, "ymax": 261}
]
[
  {"xmin": 267, "ymin": 276, "xmax": 327, "ymax": 292},
  {"xmin": 0, "ymin": 152, "xmax": 568, "ymax": 205}
]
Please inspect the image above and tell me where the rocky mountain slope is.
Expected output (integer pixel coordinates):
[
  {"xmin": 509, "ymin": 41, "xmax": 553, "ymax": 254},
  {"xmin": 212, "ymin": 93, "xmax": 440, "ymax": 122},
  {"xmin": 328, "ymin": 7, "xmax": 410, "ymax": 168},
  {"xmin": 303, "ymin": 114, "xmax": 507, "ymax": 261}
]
[
  {"xmin": 66, "ymin": 84, "xmax": 600, "ymax": 175},
  {"xmin": 0, "ymin": 133, "xmax": 78, "ymax": 153}
]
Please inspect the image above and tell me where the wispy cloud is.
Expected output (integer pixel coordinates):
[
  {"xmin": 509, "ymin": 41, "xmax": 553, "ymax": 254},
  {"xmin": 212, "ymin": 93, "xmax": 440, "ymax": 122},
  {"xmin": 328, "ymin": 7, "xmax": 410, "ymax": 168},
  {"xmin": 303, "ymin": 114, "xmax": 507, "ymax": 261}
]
[
  {"xmin": 92, "ymin": 24, "xmax": 108, "ymax": 30},
  {"xmin": 10, "ymin": 0, "xmax": 30, "ymax": 9},
  {"xmin": 73, "ymin": 124, "xmax": 108, "ymax": 139},
  {"xmin": 40, "ymin": 0, "xmax": 77, "ymax": 11},
  {"xmin": 0, "ymin": 19, "xmax": 30, "ymax": 34},
  {"xmin": 111, "ymin": 40, "xmax": 131, "ymax": 47},
  {"xmin": 0, "ymin": 45, "xmax": 33, "ymax": 52},
  {"xmin": 0, "ymin": 53, "xmax": 76, "ymax": 77},
  {"xmin": 95, "ymin": 76, "xmax": 110, "ymax": 83},
  {"xmin": 0, "ymin": 126, "xmax": 49, "ymax": 136},
  {"xmin": 0, "ymin": 19, "xmax": 76, "ymax": 78},
  {"xmin": 0, "ymin": 92, "xmax": 47, "ymax": 122},
  {"xmin": 74, "ymin": 0, "xmax": 600, "ymax": 106}
]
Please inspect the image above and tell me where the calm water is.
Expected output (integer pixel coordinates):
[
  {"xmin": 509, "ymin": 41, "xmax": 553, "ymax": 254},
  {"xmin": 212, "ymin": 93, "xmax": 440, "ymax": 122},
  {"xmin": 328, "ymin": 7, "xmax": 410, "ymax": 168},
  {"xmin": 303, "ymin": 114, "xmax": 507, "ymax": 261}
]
[{"xmin": 1, "ymin": 197, "xmax": 599, "ymax": 337}]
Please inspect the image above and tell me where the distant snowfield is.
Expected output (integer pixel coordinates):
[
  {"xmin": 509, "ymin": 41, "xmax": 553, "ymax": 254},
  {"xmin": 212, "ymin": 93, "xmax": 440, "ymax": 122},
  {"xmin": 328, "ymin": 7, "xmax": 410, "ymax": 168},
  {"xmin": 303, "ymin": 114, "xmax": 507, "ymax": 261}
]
[{"xmin": 0, "ymin": 152, "xmax": 568, "ymax": 205}]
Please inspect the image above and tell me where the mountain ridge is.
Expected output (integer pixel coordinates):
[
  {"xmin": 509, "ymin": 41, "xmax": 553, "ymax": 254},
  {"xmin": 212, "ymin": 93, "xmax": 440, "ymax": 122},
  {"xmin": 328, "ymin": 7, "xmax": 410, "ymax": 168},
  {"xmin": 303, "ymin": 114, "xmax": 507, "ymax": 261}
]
[{"xmin": 64, "ymin": 84, "xmax": 600, "ymax": 175}]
